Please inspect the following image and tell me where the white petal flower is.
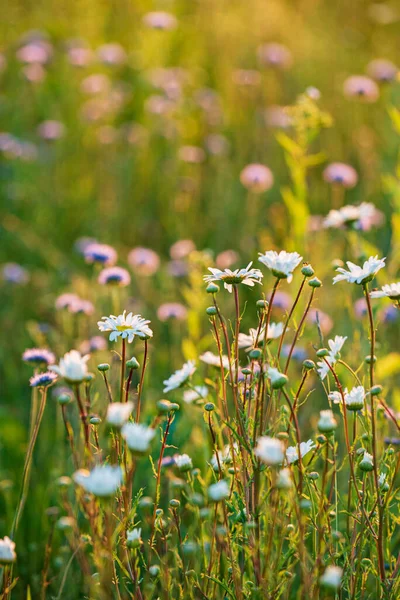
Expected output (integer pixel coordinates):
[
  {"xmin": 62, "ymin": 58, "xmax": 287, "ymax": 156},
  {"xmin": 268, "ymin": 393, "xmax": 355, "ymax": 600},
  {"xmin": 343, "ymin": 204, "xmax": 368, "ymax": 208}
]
[
  {"xmin": 238, "ymin": 322, "xmax": 284, "ymax": 351},
  {"xmin": 320, "ymin": 566, "xmax": 343, "ymax": 590},
  {"xmin": 208, "ymin": 480, "xmax": 230, "ymax": 501},
  {"xmin": 98, "ymin": 311, "xmax": 153, "ymax": 343},
  {"xmin": 324, "ymin": 202, "xmax": 383, "ymax": 231},
  {"xmin": 359, "ymin": 451, "xmax": 374, "ymax": 472},
  {"xmin": 183, "ymin": 386, "xmax": 209, "ymax": 404},
  {"xmin": 163, "ymin": 360, "xmax": 196, "ymax": 393},
  {"xmin": 317, "ymin": 409, "xmax": 337, "ymax": 433},
  {"xmin": 286, "ymin": 440, "xmax": 315, "ymax": 464},
  {"xmin": 200, "ymin": 352, "xmax": 231, "ymax": 370},
  {"xmin": 204, "ymin": 261, "xmax": 263, "ymax": 293},
  {"xmin": 50, "ymin": 350, "xmax": 90, "ymax": 383},
  {"xmin": 276, "ymin": 468, "xmax": 292, "ymax": 490},
  {"xmin": 328, "ymin": 335, "xmax": 347, "ymax": 358},
  {"xmin": 121, "ymin": 423, "xmax": 155, "ymax": 453},
  {"xmin": 370, "ymin": 282, "xmax": 400, "ymax": 300},
  {"xmin": 258, "ymin": 250, "xmax": 303, "ymax": 282},
  {"xmin": 0, "ymin": 537, "xmax": 16, "ymax": 564},
  {"xmin": 254, "ymin": 436, "xmax": 284, "ymax": 466},
  {"xmin": 316, "ymin": 336, "xmax": 347, "ymax": 380},
  {"xmin": 344, "ymin": 386, "xmax": 365, "ymax": 411},
  {"xmin": 127, "ymin": 528, "xmax": 142, "ymax": 548},
  {"xmin": 333, "ymin": 256, "xmax": 385, "ymax": 285},
  {"xmin": 106, "ymin": 402, "xmax": 134, "ymax": 427},
  {"xmin": 174, "ymin": 453, "xmax": 193, "ymax": 472},
  {"xmin": 73, "ymin": 465, "xmax": 123, "ymax": 497}
]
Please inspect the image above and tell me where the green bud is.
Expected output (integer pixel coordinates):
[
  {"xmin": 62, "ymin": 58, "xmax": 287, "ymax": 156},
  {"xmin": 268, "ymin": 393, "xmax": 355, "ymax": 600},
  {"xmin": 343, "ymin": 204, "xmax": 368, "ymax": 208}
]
[
  {"xmin": 204, "ymin": 402, "xmax": 215, "ymax": 412},
  {"xmin": 84, "ymin": 373, "xmax": 95, "ymax": 382},
  {"xmin": 365, "ymin": 355, "xmax": 377, "ymax": 364},
  {"xmin": 169, "ymin": 499, "xmax": 180, "ymax": 508},
  {"xmin": 370, "ymin": 385, "xmax": 382, "ymax": 396},
  {"xmin": 149, "ymin": 565, "xmax": 160, "ymax": 577},
  {"xmin": 303, "ymin": 359, "xmax": 315, "ymax": 370},
  {"xmin": 299, "ymin": 499, "xmax": 312, "ymax": 512},
  {"xmin": 206, "ymin": 283, "xmax": 220, "ymax": 294},
  {"xmin": 155, "ymin": 508, "xmax": 163, "ymax": 517},
  {"xmin": 301, "ymin": 264, "xmax": 315, "ymax": 277},
  {"xmin": 97, "ymin": 363, "xmax": 110, "ymax": 372},
  {"xmin": 308, "ymin": 277, "xmax": 322, "ymax": 288},
  {"xmin": 57, "ymin": 393, "xmax": 72, "ymax": 406},
  {"xmin": 126, "ymin": 357, "xmax": 140, "ymax": 369},
  {"xmin": 89, "ymin": 415, "xmax": 101, "ymax": 425},
  {"xmin": 241, "ymin": 368, "xmax": 252, "ymax": 375},
  {"xmin": 316, "ymin": 348, "xmax": 329, "ymax": 357},
  {"xmin": 249, "ymin": 348, "xmax": 262, "ymax": 360},
  {"xmin": 256, "ymin": 299, "xmax": 269, "ymax": 309},
  {"xmin": 316, "ymin": 434, "xmax": 327, "ymax": 444},
  {"xmin": 277, "ymin": 431, "xmax": 289, "ymax": 440},
  {"xmin": 308, "ymin": 472, "xmax": 319, "ymax": 480},
  {"xmin": 206, "ymin": 306, "xmax": 218, "ymax": 316}
]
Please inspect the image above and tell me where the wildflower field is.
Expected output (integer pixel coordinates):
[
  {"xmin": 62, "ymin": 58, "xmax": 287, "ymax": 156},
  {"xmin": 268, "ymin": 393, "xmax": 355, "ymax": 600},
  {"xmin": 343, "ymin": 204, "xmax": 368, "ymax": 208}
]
[{"xmin": 2, "ymin": 1, "xmax": 400, "ymax": 599}]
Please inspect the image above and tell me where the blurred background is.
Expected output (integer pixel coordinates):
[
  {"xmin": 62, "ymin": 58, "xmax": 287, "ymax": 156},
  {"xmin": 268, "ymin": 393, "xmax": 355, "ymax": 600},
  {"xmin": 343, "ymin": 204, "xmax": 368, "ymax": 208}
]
[{"xmin": 1, "ymin": 0, "xmax": 400, "ymax": 595}]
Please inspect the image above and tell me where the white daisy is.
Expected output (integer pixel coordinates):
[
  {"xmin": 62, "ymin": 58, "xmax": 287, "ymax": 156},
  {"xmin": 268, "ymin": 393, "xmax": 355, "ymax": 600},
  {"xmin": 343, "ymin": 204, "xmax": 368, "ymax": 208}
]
[
  {"xmin": 0, "ymin": 537, "xmax": 16, "ymax": 564},
  {"xmin": 286, "ymin": 439, "xmax": 315, "ymax": 464},
  {"xmin": 183, "ymin": 385, "xmax": 209, "ymax": 404},
  {"xmin": 50, "ymin": 350, "xmax": 90, "ymax": 383},
  {"xmin": 208, "ymin": 480, "xmax": 230, "ymax": 501},
  {"xmin": 200, "ymin": 351, "xmax": 231, "ymax": 370},
  {"xmin": 98, "ymin": 311, "xmax": 153, "ymax": 343},
  {"xmin": 121, "ymin": 423, "xmax": 155, "ymax": 453},
  {"xmin": 163, "ymin": 360, "xmax": 196, "ymax": 392},
  {"xmin": 316, "ymin": 335, "xmax": 347, "ymax": 380},
  {"xmin": 73, "ymin": 465, "xmax": 123, "ymax": 497},
  {"xmin": 106, "ymin": 402, "xmax": 134, "ymax": 427},
  {"xmin": 238, "ymin": 322, "xmax": 284, "ymax": 351},
  {"xmin": 204, "ymin": 261, "xmax": 263, "ymax": 293},
  {"xmin": 333, "ymin": 256, "xmax": 386, "ymax": 285},
  {"xmin": 254, "ymin": 436, "xmax": 284, "ymax": 466},
  {"xmin": 370, "ymin": 282, "xmax": 400, "ymax": 300},
  {"xmin": 258, "ymin": 250, "xmax": 303, "ymax": 282},
  {"xmin": 344, "ymin": 386, "xmax": 365, "ymax": 411}
]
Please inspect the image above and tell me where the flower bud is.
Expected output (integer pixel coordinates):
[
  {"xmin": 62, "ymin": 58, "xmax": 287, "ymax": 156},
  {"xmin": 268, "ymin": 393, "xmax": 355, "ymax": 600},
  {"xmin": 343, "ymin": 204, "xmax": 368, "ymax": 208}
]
[
  {"xmin": 206, "ymin": 306, "xmax": 217, "ymax": 316},
  {"xmin": 169, "ymin": 499, "xmax": 180, "ymax": 508},
  {"xmin": 370, "ymin": 384, "xmax": 382, "ymax": 396},
  {"xmin": 204, "ymin": 402, "xmax": 215, "ymax": 412},
  {"xmin": 126, "ymin": 357, "xmax": 140, "ymax": 370},
  {"xmin": 89, "ymin": 415, "xmax": 101, "ymax": 425},
  {"xmin": 318, "ymin": 409, "xmax": 337, "ymax": 434},
  {"xmin": 359, "ymin": 451, "xmax": 374, "ymax": 472},
  {"xmin": 303, "ymin": 359, "xmax": 315, "ymax": 370},
  {"xmin": 249, "ymin": 348, "xmax": 262, "ymax": 360},
  {"xmin": 301, "ymin": 264, "xmax": 315, "ymax": 277},
  {"xmin": 206, "ymin": 283, "xmax": 220, "ymax": 294},
  {"xmin": 97, "ymin": 363, "xmax": 110, "ymax": 372},
  {"xmin": 57, "ymin": 393, "xmax": 72, "ymax": 406},
  {"xmin": 308, "ymin": 277, "xmax": 322, "ymax": 288},
  {"xmin": 365, "ymin": 355, "xmax": 376, "ymax": 364},
  {"xmin": 256, "ymin": 299, "xmax": 269, "ymax": 309},
  {"xmin": 316, "ymin": 348, "xmax": 329, "ymax": 357}
]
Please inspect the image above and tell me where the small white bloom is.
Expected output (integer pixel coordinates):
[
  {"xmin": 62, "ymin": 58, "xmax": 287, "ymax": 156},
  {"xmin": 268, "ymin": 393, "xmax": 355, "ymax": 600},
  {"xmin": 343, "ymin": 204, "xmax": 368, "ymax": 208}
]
[
  {"xmin": 204, "ymin": 261, "xmax": 263, "ymax": 293},
  {"xmin": 276, "ymin": 468, "xmax": 292, "ymax": 490},
  {"xmin": 98, "ymin": 311, "xmax": 153, "ymax": 343},
  {"xmin": 324, "ymin": 202, "xmax": 383, "ymax": 231},
  {"xmin": 238, "ymin": 322, "xmax": 284, "ymax": 351},
  {"xmin": 267, "ymin": 366, "xmax": 288, "ymax": 389},
  {"xmin": 333, "ymin": 256, "xmax": 386, "ymax": 285},
  {"xmin": 121, "ymin": 423, "xmax": 155, "ymax": 453},
  {"xmin": 106, "ymin": 402, "xmax": 134, "ymax": 427},
  {"xmin": 359, "ymin": 451, "xmax": 374, "ymax": 472},
  {"xmin": 200, "ymin": 352, "xmax": 230, "ymax": 370},
  {"xmin": 127, "ymin": 528, "xmax": 142, "ymax": 548},
  {"xmin": 183, "ymin": 386, "xmax": 208, "ymax": 403},
  {"xmin": 286, "ymin": 440, "xmax": 315, "ymax": 464},
  {"xmin": 0, "ymin": 537, "xmax": 16, "ymax": 564},
  {"xmin": 316, "ymin": 336, "xmax": 347, "ymax": 380},
  {"xmin": 73, "ymin": 465, "xmax": 123, "ymax": 497},
  {"xmin": 344, "ymin": 386, "xmax": 365, "ymax": 411},
  {"xmin": 258, "ymin": 250, "xmax": 303, "ymax": 282},
  {"xmin": 208, "ymin": 480, "xmax": 230, "ymax": 502},
  {"xmin": 370, "ymin": 282, "xmax": 400, "ymax": 300},
  {"xmin": 175, "ymin": 453, "xmax": 193, "ymax": 472},
  {"xmin": 328, "ymin": 390, "xmax": 344, "ymax": 404},
  {"xmin": 163, "ymin": 360, "xmax": 196, "ymax": 393},
  {"xmin": 50, "ymin": 350, "xmax": 90, "ymax": 383},
  {"xmin": 317, "ymin": 409, "xmax": 337, "ymax": 433},
  {"xmin": 320, "ymin": 565, "xmax": 343, "ymax": 590},
  {"xmin": 254, "ymin": 436, "xmax": 284, "ymax": 466}
]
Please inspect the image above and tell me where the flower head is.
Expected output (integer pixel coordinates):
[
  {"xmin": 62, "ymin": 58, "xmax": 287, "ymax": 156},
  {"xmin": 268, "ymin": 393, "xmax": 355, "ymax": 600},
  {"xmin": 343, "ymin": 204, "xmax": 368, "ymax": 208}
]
[
  {"xmin": 359, "ymin": 451, "xmax": 374, "ymax": 472},
  {"xmin": 333, "ymin": 256, "xmax": 385, "ymax": 285},
  {"xmin": 343, "ymin": 75, "xmax": 379, "ymax": 102},
  {"xmin": 163, "ymin": 360, "xmax": 196, "ymax": 393},
  {"xmin": 157, "ymin": 303, "xmax": 188, "ymax": 321},
  {"xmin": 128, "ymin": 247, "xmax": 160, "ymax": 276},
  {"xmin": 258, "ymin": 251, "xmax": 303, "ymax": 282},
  {"xmin": 30, "ymin": 371, "xmax": 58, "ymax": 388},
  {"xmin": 50, "ymin": 350, "xmax": 90, "ymax": 383},
  {"xmin": 345, "ymin": 386, "xmax": 365, "ymax": 411},
  {"xmin": 174, "ymin": 454, "xmax": 193, "ymax": 472},
  {"xmin": 127, "ymin": 528, "xmax": 142, "ymax": 548},
  {"xmin": 23, "ymin": 348, "xmax": 55, "ymax": 366},
  {"xmin": 320, "ymin": 566, "xmax": 343, "ymax": 591},
  {"xmin": 208, "ymin": 480, "xmax": 229, "ymax": 502},
  {"xmin": 204, "ymin": 262, "xmax": 263, "ymax": 293},
  {"xmin": 276, "ymin": 468, "xmax": 292, "ymax": 490},
  {"xmin": 367, "ymin": 58, "xmax": 398, "ymax": 82},
  {"xmin": 316, "ymin": 335, "xmax": 347, "ymax": 380},
  {"xmin": 238, "ymin": 322, "xmax": 284, "ymax": 351},
  {"xmin": 323, "ymin": 163, "xmax": 358, "ymax": 188},
  {"xmin": 267, "ymin": 367, "xmax": 288, "ymax": 389},
  {"xmin": 106, "ymin": 402, "xmax": 134, "ymax": 427},
  {"xmin": 98, "ymin": 267, "xmax": 131, "ymax": 287},
  {"xmin": 317, "ymin": 409, "xmax": 337, "ymax": 433},
  {"xmin": 121, "ymin": 423, "xmax": 155, "ymax": 453},
  {"xmin": 370, "ymin": 283, "xmax": 400, "ymax": 300},
  {"xmin": 73, "ymin": 465, "xmax": 123, "ymax": 497},
  {"xmin": 240, "ymin": 163, "xmax": 274, "ymax": 193},
  {"xmin": 286, "ymin": 440, "xmax": 315, "ymax": 464},
  {"xmin": 254, "ymin": 436, "xmax": 284, "ymax": 466},
  {"xmin": 98, "ymin": 311, "xmax": 153, "ymax": 343},
  {"xmin": 84, "ymin": 243, "xmax": 117, "ymax": 266},
  {"xmin": 324, "ymin": 202, "xmax": 383, "ymax": 231},
  {"xmin": 0, "ymin": 537, "xmax": 16, "ymax": 564},
  {"xmin": 200, "ymin": 351, "xmax": 230, "ymax": 370}
]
